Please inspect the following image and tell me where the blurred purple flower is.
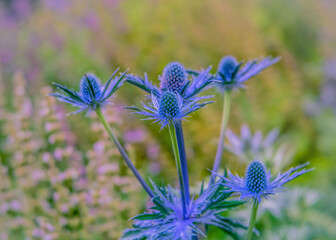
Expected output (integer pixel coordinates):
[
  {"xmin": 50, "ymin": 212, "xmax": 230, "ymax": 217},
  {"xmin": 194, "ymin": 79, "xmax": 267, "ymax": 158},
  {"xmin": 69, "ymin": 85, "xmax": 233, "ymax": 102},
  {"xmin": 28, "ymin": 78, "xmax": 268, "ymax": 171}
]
[
  {"xmin": 226, "ymin": 124, "xmax": 279, "ymax": 160},
  {"xmin": 84, "ymin": 13, "xmax": 100, "ymax": 30},
  {"xmin": 123, "ymin": 129, "xmax": 146, "ymax": 143},
  {"xmin": 147, "ymin": 143, "xmax": 160, "ymax": 160},
  {"xmin": 0, "ymin": 50, "xmax": 13, "ymax": 65},
  {"xmin": 44, "ymin": 0, "xmax": 70, "ymax": 12},
  {"xmin": 12, "ymin": 0, "xmax": 32, "ymax": 18}
]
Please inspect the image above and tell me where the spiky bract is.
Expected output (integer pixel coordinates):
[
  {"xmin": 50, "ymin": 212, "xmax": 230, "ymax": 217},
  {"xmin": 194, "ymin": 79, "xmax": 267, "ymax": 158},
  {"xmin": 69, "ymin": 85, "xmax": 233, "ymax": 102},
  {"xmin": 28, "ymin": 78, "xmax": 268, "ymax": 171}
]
[
  {"xmin": 126, "ymin": 91, "xmax": 213, "ymax": 129},
  {"xmin": 126, "ymin": 62, "xmax": 214, "ymax": 101},
  {"xmin": 121, "ymin": 180, "xmax": 246, "ymax": 240}
]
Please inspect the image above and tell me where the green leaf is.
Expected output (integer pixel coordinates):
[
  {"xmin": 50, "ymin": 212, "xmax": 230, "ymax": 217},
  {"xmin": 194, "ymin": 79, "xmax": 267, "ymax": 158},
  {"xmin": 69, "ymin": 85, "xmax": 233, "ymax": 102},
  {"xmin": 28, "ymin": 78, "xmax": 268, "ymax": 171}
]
[{"xmin": 132, "ymin": 213, "xmax": 164, "ymax": 220}]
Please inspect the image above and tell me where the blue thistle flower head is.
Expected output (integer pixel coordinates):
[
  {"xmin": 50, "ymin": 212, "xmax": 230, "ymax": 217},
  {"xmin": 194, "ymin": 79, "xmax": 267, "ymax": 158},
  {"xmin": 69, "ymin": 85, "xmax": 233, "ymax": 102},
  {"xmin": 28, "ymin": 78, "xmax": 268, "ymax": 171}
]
[
  {"xmin": 160, "ymin": 62, "xmax": 187, "ymax": 92},
  {"xmin": 246, "ymin": 160, "xmax": 267, "ymax": 195},
  {"xmin": 121, "ymin": 179, "xmax": 247, "ymax": 240},
  {"xmin": 50, "ymin": 69, "xmax": 127, "ymax": 115},
  {"xmin": 215, "ymin": 55, "xmax": 281, "ymax": 92},
  {"xmin": 158, "ymin": 91, "xmax": 180, "ymax": 118},
  {"xmin": 79, "ymin": 73, "xmax": 102, "ymax": 103},
  {"xmin": 126, "ymin": 90, "xmax": 213, "ymax": 129},
  {"xmin": 214, "ymin": 159, "xmax": 313, "ymax": 202},
  {"xmin": 217, "ymin": 55, "xmax": 239, "ymax": 82},
  {"xmin": 126, "ymin": 62, "xmax": 214, "ymax": 101}
]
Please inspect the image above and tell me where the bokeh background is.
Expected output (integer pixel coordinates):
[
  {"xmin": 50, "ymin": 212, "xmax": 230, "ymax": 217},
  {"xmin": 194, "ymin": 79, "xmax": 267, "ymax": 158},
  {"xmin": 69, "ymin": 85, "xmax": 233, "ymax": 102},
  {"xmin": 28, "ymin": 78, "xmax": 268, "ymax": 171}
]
[{"xmin": 0, "ymin": 0, "xmax": 336, "ymax": 239}]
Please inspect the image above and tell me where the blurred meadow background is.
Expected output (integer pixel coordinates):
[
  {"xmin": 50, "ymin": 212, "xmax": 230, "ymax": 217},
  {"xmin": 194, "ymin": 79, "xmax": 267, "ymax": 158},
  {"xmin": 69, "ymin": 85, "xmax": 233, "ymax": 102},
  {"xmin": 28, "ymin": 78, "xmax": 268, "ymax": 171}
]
[{"xmin": 0, "ymin": 0, "xmax": 336, "ymax": 239}]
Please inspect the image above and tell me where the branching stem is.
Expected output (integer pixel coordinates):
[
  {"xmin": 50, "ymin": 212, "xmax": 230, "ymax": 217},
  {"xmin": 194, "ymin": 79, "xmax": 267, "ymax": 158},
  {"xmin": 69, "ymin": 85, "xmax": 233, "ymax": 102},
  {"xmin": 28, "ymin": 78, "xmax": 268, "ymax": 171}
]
[{"xmin": 96, "ymin": 107, "xmax": 154, "ymax": 198}]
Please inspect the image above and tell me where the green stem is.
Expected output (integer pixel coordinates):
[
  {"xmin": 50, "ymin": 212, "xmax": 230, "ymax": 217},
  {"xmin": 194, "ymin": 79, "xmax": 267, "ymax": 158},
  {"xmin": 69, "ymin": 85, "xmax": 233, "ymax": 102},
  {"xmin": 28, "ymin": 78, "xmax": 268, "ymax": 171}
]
[
  {"xmin": 168, "ymin": 123, "xmax": 187, "ymax": 219},
  {"xmin": 245, "ymin": 200, "xmax": 259, "ymax": 240},
  {"xmin": 210, "ymin": 90, "xmax": 231, "ymax": 184},
  {"xmin": 96, "ymin": 107, "xmax": 154, "ymax": 198}
]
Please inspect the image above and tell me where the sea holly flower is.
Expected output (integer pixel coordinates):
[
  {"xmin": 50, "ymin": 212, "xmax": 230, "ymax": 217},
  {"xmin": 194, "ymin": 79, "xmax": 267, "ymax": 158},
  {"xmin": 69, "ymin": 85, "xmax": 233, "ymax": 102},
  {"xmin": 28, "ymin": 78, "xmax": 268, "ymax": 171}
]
[
  {"xmin": 126, "ymin": 61, "xmax": 214, "ymax": 101},
  {"xmin": 50, "ymin": 69, "xmax": 126, "ymax": 115},
  {"xmin": 226, "ymin": 124, "xmax": 279, "ymax": 160},
  {"xmin": 126, "ymin": 90, "xmax": 213, "ymax": 129},
  {"xmin": 51, "ymin": 69, "xmax": 155, "ymax": 197},
  {"xmin": 121, "ymin": 180, "xmax": 246, "ymax": 240},
  {"xmin": 215, "ymin": 55, "xmax": 281, "ymax": 92},
  {"xmin": 215, "ymin": 160, "xmax": 312, "ymax": 240},
  {"xmin": 216, "ymin": 159, "xmax": 312, "ymax": 203}
]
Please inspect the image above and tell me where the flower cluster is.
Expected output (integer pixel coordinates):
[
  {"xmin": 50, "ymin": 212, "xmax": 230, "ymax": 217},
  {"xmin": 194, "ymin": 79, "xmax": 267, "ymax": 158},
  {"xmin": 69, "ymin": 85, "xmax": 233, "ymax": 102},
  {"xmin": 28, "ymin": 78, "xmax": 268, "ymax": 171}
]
[
  {"xmin": 49, "ymin": 54, "xmax": 313, "ymax": 240},
  {"xmin": 126, "ymin": 61, "xmax": 214, "ymax": 129},
  {"xmin": 126, "ymin": 61, "xmax": 214, "ymax": 101}
]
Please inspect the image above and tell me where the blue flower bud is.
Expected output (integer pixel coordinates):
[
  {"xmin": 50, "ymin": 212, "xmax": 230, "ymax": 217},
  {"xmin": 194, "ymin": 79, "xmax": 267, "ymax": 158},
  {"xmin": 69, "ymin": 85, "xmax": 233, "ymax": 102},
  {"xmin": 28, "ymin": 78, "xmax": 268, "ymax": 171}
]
[
  {"xmin": 158, "ymin": 91, "xmax": 180, "ymax": 118},
  {"xmin": 217, "ymin": 56, "xmax": 238, "ymax": 82},
  {"xmin": 246, "ymin": 160, "xmax": 267, "ymax": 194},
  {"xmin": 80, "ymin": 73, "xmax": 102, "ymax": 103},
  {"xmin": 161, "ymin": 62, "xmax": 187, "ymax": 92}
]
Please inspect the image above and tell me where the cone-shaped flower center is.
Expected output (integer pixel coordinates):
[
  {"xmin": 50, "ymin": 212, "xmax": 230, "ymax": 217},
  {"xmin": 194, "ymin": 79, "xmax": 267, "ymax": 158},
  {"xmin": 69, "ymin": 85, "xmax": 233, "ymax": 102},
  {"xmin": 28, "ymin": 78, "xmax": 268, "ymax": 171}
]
[
  {"xmin": 245, "ymin": 160, "xmax": 267, "ymax": 194},
  {"xmin": 158, "ymin": 91, "xmax": 180, "ymax": 118},
  {"xmin": 218, "ymin": 56, "xmax": 238, "ymax": 81},
  {"xmin": 161, "ymin": 62, "xmax": 187, "ymax": 92},
  {"xmin": 80, "ymin": 74, "xmax": 102, "ymax": 103}
]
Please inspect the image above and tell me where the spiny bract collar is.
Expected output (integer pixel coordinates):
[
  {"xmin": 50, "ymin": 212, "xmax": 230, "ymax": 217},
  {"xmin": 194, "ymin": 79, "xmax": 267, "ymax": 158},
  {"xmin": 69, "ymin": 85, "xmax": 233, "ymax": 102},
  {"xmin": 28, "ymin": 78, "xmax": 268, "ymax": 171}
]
[
  {"xmin": 215, "ymin": 159, "xmax": 312, "ymax": 203},
  {"xmin": 121, "ymin": 179, "xmax": 246, "ymax": 240},
  {"xmin": 126, "ymin": 90, "xmax": 213, "ymax": 129}
]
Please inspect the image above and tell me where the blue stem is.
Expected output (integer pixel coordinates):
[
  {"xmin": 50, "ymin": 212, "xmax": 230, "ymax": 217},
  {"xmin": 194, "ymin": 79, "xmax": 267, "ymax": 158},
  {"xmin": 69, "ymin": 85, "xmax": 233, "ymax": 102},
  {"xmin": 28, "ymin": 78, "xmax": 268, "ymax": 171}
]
[{"xmin": 175, "ymin": 122, "xmax": 190, "ymax": 206}]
